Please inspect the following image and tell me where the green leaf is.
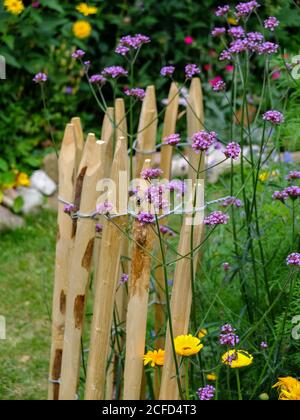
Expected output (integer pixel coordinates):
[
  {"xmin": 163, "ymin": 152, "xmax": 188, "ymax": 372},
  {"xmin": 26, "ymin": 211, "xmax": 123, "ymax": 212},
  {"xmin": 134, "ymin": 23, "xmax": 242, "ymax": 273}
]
[
  {"xmin": 42, "ymin": 0, "xmax": 64, "ymax": 14},
  {"xmin": 23, "ymin": 156, "xmax": 42, "ymax": 168},
  {"xmin": 2, "ymin": 35, "xmax": 14, "ymax": 50},
  {"xmin": 2, "ymin": 52, "xmax": 20, "ymax": 69},
  {"xmin": 0, "ymin": 158, "xmax": 8, "ymax": 172},
  {"xmin": 13, "ymin": 196, "xmax": 24, "ymax": 214}
]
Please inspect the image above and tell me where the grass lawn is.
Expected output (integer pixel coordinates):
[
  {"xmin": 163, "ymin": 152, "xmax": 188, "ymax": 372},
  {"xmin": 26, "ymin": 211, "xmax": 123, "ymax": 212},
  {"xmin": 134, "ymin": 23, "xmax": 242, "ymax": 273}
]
[{"xmin": 0, "ymin": 210, "xmax": 56, "ymax": 400}]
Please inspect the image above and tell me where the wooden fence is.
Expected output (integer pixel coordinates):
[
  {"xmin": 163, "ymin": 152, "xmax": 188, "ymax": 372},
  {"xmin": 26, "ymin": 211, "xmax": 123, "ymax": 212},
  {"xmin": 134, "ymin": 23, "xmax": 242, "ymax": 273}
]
[{"xmin": 48, "ymin": 77, "xmax": 205, "ymax": 400}]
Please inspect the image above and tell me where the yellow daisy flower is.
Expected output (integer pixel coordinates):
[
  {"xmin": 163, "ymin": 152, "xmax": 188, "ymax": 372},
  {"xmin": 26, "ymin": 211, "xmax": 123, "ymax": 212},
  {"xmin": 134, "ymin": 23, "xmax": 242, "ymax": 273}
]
[
  {"xmin": 4, "ymin": 0, "xmax": 24, "ymax": 15},
  {"xmin": 273, "ymin": 377, "xmax": 300, "ymax": 400},
  {"xmin": 73, "ymin": 20, "xmax": 92, "ymax": 39},
  {"xmin": 76, "ymin": 3, "xmax": 98, "ymax": 16},
  {"xmin": 143, "ymin": 349, "xmax": 165, "ymax": 367},
  {"xmin": 207, "ymin": 373, "xmax": 217, "ymax": 381},
  {"xmin": 198, "ymin": 328, "xmax": 208, "ymax": 339},
  {"xmin": 16, "ymin": 172, "xmax": 30, "ymax": 187},
  {"xmin": 222, "ymin": 350, "xmax": 253, "ymax": 368},
  {"xmin": 174, "ymin": 334, "xmax": 204, "ymax": 357}
]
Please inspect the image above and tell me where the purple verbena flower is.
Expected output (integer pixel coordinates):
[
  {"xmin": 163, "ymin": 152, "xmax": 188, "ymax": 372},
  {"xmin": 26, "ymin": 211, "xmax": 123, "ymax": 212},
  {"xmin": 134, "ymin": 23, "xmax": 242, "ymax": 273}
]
[
  {"xmin": 160, "ymin": 225, "xmax": 176, "ymax": 236},
  {"xmin": 95, "ymin": 223, "xmax": 103, "ymax": 233},
  {"xmin": 247, "ymin": 32, "xmax": 264, "ymax": 43},
  {"xmin": 221, "ymin": 324, "xmax": 236, "ymax": 334},
  {"xmin": 223, "ymin": 262, "xmax": 231, "ymax": 272},
  {"xmin": 115, "ymin": 45, "xmax": 130, "ymax": 56},
  {"xmin": 192, "ymin": 131, "xmax": 217, "ymax": 152},
  {"xmin": 160, "ymin": 66, "xmax": 175, "ymax": 77},
  {"xmin": 260, "ymin": 342, "xmax": 268, "ymax": 349},
  {"xmin": 65, "ymin": 86, "xmax": 73, "ymax": 95},
  {"xmin": 235, "ymin": 1, "xmax": 260, "ymax": 19},
  {"xmin": 117, "ymin": 34, "xmax": 150, "ymax": 52},
  {"xmin": 120, "ymin": 273, "xmax": 129, "ymax": 284},
  {"xmin": 264, "ymin": 16, "xmax": 280, "ymax": 32},
  {"xmin": 64, "ymin": 204, "xmax": 77, "ymax": 215},
  {"xmin": 204, "ymin": 211, "xmax": 229, "ymax": 226},
  {"xmin": 145, "ymin": 185, "xmax": 169, "ymax": 211},
  {"xmin": 263, "ymin": 110, "xmax": 284, "ymax": 125},
  {"xmin": 229, "ymin": 39, "xmax": 248, "ymax": 54},
  {"xmin": 101, "ymin": 66, "xmax": 128, "ymax": 79},
  {"xmin": 212, "ymin": 79, "xmax": 226, "ymax": 92},
  {"xmin": 89, "ymin": 74, "xmax": 107, "ymax": 85},
  {"xmin": 215, "ymin": 5, "xmax": 230, "ymax": 17},
  {"xmin": 137, "ymin": 212, "xmax": 155, "ymax": 225},
  {"xmin": 167, "ymin": 179, "xmax": 186, "ymax": 196},
  {"xmin": 197, "ymin": 385, "xmax": 215, "ymax": 401},
  {"xmin": 224, "ymin": 142, "xmax": 241, "ymax": 160},
  {"xmin": 220, "ymin": 333, "xmax": 240, "ymax": 347},
  {"xmin": 272, "ymin": 190, "xmax": 288, "ymax": 202},
  {"xmin": 72, "ymin": 49, "xmax": 86, "ymax": 59},
  {"xmin": 96, "ymin": 201, "xmax": 114, "ymax": 214},
  {"xmin": 284, "ymin": 186, "xmax": 300, "ymax": 200},
  {"xmin": 124, "ymin": 87, "xmax": 145, "ymax": 100},
  {"xmin": 286, "ymin": 171, "xmax": 300, "ymax": 181},
  {"xmin": 258, "ymin": 42, "xmax": 279, "ymax": 55},
  {"xmin": 286, "ymin": 253, "xmax": 300, "ymax": 267},
  {"xmin": 33, "ymin": 72, "xmax": 47, "ymax": 83},
  {"xmin": 221, "ymin": 197, "xmax": 242, "ymax": 208},
  {"xmin": 141, "ymin": 168, "xmax": 163, "ymax": 179},
  {"xmin": 219, "ymin": 50, "xmax": 232, "ymax": 61},
  {"xmin": 185, "ymin": 64, "xmax": 201, "ymax": 79},
  {"xmin": 228, "ymin": 26, "xmax": 245, "ymax": 39},
  {"xmin": 164, "ymin": 133, "xmax": 181, "ymax": 146},
  {"xmin": 211, "ymin": 27, "xmax": 226, "ymax": 37}
]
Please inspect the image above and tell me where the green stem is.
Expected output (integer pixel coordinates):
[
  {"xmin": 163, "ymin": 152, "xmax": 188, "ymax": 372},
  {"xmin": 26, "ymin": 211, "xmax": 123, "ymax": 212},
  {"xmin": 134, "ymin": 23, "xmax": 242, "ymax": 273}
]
[{"xmin": 235, "ymin": 370, "xmax": 243, "ymax": 401}]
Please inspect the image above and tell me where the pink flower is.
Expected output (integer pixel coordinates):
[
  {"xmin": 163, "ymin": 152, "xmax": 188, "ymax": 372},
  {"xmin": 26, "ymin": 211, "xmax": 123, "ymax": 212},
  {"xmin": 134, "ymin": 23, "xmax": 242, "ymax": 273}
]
[
  {"xmin": 271, "ymin": 70, "xmax": 281, "ymax": 80},
  {"xmin": 226, "ymin": 65, "xmax": 234, "ymax": 72},
  {"xmin": 204, "ymin": 64, "xmax": 212, "ymax": 71},
  {"xmin": 184, "ymin": 36, "xmax": 194, "ymax": 45},
  {"xmin": 209, "ymin": 76, "xmax": 226, "ymax": 91}
]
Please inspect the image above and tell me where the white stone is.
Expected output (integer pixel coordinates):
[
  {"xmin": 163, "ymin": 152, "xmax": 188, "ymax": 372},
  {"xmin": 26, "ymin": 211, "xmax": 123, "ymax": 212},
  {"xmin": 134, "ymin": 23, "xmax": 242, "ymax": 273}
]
[
  {"xmin": 30, "ymin": 170, "xmax": 57, "ymax": 196},
  {"xmin": 17, "ymin": 187, "xmax": 44, "ymax": 214},
  {"xmin": 0, "ymin": 205, "xmax": 25, "ymax": 231}
]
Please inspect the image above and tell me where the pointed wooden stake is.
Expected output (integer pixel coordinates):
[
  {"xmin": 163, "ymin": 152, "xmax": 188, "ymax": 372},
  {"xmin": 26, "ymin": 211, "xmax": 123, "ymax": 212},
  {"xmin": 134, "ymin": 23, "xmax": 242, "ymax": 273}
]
[
  {"xmin": 71, "ymin": 117, "xmax": 84, "ymax": 172},
  {"xmin": 135, "ymin": 86, "xmax": 158, "ymax": 177},
  {"xmin": 123, "ymin": 159, "xmax": 155, "ymax": 400},
  {"xmin": 48, "ymin": 124, "xmax": 77, "ymax": 400},
  {"xmin": 85, "ymin": 99, "xmax": 128, "ymax": 401},
  {"xmin": 159, "ymin": 78, "xmax": 205, "ymax": 400},
  {"xmin": 59, "ymin": 134, "xmax": 108, "ymax": 400}
]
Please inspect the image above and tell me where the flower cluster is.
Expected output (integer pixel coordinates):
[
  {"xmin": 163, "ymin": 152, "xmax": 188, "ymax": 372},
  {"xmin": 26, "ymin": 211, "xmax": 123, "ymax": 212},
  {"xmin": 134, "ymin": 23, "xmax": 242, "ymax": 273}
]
[
  {"xmin": 124, "ymin": 87, "xmax": 145, "ymax": 100},
  {"xmin": 264, "ymin": 16, "xmax": 280, "ymax": 32},
  {"xmin": 209, "ymin": 76, "xmax": 226, "ymax": 92},
  {"xmin": 224, "ymin": 142, "xmax": 241, "ymax": 160},
  {"xmin": 120, "ymin": 273, "xmax": 129, "ymax": 285},
  {"xmin": 192, "ymin": 131, "xmax": 217, "ymax": 152},
  {"xmin": 215, "ymin": 5, "xmax": 230, "ymax": 17},
  {"xmin": 101, "ymin": 66, "xmax": 128, "ymax": 79},
  {"xmin": 145, "ymin": 184, "xmax": 169, "ymax": 211},
  {"xmin": 64, "ymin": 204, "xmax": 77, "ymax": 215},
  {"xmin": 96, "ymin": 201, "xmax": 114, "ymax": 215},
  {"xmin": 159, "ymin": 225, "xmax": 176, "ymax": 237},
  {"xmin": 211, "ymin": 27, "xmax": 226, "ymax": 38},
  {"xmin": 185, "ymin": 64, "xmax": 201, "ymax": 79},
  {"xmin": 160, "ymin": 66, "xmax": 175, "ymax": 77},
  {"xmin": 263, "ymin": 110, "xmax": 284, "ymax": 125},
  {"xmin": 115, "ymin": 34, "xmax": 150, "ymax": 56},
  {"xmin": 204, "ymin": 211, "xmax": 229, "ymax": 226},
  {"xmin": 235, "ymin": 1, "xmax": 260, "ymax": 19},
  {"xmin": 89, "ymin": 74, "xmax": 107, "ymax": 85},
  {"xmin": 164, "ymin": 133, "xmax": 181, "ymax": 146},
  {"xmin": 71, "ymin": 49, "xmax": 86, "ymax": 59},
  {"xmin": 197, "ymin": 385, "xmax": 215, "ymax": 401},
  {"xmin": 220, "ymin": 196, "xmax": 242, "ymax": 208},
  {"xmin": 33, "ymin": 73, "xmax": 47, "ymax": 83},
  {"xmin": 228, "ymin": 26, "xmax": 245, "ymax": 39},
  {"xmin": 286, "ymin": 171, "xmax": 300, "ymax": 181},
  {"xmin": 286, "ymin": 253, "xmax": 300, "ymax": 267},
  {"xmin": 219, "ymin": 324, "xmax": 240, "ymax": 347},
  {"xmin": 137, "ymin": 212, "xmax": 155, "ymax": 225},
  {"xmin": 167, "ymin": 179, "xmax": 186, "ymax": 196},
  {"xmin": 141, "ymin": 168, "xmax": 163, "ymax": 180}
]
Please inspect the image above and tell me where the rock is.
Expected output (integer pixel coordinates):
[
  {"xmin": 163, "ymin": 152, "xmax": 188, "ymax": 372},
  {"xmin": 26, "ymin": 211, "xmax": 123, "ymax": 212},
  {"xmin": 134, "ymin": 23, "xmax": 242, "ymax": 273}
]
[
  {"xmin": 2, "ymin": 188, "xmax": 19, "ymax": 208},
  {"xmin": 43, "ymin": 152, "xmax": 58, "ymax": 184},
  {"xmin": 30, "ymin": 170, "xmax": 57, "ymax": 196},
  {"xmin": 0, "ymin": 205, "xmax": 25, "ymax": 231},
  {"xmin": 17, "ymin": 187, "xmax": 44, "ymax": 214}
]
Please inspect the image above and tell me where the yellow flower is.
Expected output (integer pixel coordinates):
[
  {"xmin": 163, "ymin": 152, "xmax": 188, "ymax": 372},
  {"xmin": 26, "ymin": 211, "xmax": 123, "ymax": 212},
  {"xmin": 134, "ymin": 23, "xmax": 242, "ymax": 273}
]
[
  {"xmin": 273, "ymin": 377, "xmax": 300, "ymax": 400},
  {"xmin": 16, "ymin": 172, "xmax": 30, "ymax": 187},
  {"xmin": 73, "ymin": 20, "xmax": 92, "ymax": 39},
  {"xmin": 227, "ymin": 17, "xmax": 238, "ymax": 26},
  {"xmin": 198, "ymin": 328, "xmax": 208, "ymax": 339},
  {"xmin": 174, "ymin": 334, "xmax": 203, "ymax": 357},
  {"xmin": 76, "ymin": 3, "xmax": 98, "ymax": 16},
  {"xmin": 222, "ymin": 350, "xmax": 253, "ymax": 368},
  {"xmin": 207, "ymin": 373, "xmax": 217, "ymax": 381},
  {"xmin": 143, "ymin": 349, "xmax": 165, "ymax": 367},
  {"xmin": 4, "ymin": 0, "xmax": 24, "ymax": 15},
  {"xmin": 259, "ymin": 172, "xmax": 269, "ymax": 182}
]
